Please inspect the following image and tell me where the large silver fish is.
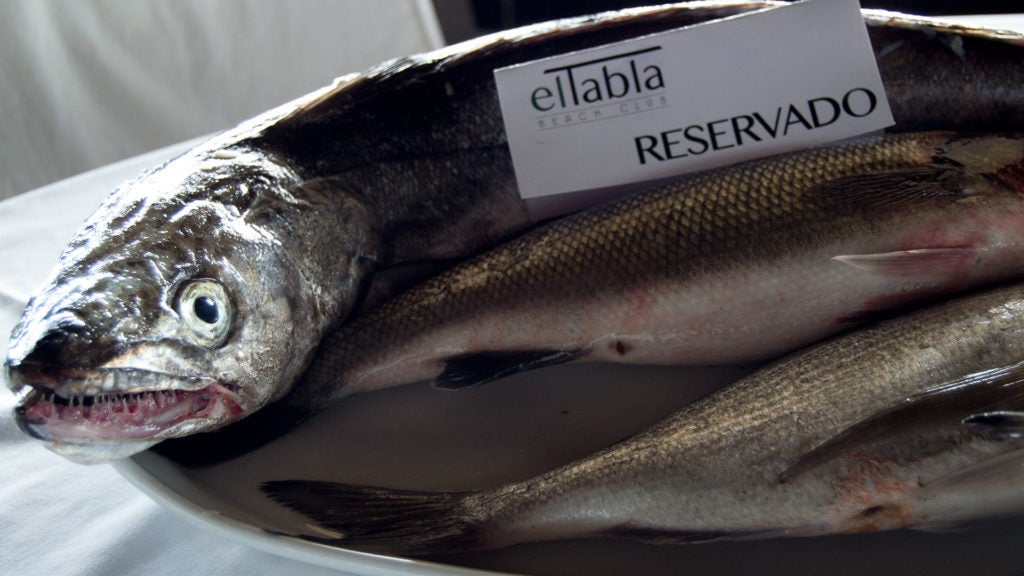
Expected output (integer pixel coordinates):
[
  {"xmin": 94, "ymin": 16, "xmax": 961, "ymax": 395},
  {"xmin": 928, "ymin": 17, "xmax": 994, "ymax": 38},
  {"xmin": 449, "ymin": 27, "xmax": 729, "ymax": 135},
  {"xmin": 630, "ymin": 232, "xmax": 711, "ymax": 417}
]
[
  {"xmin": 320, "ymin": 131, "xmax": 1024, "ymax": 393},
  {"xmin": 6, "ymin": 3, "xmax": 1024, "ymax": 462},
  {"xmin": 263, "ymin": 280, "xmax": 1024, "ymax": 555},
  {"xmin": 152, "ymin": 130, "xmax": 1024, "ymax": 467}
]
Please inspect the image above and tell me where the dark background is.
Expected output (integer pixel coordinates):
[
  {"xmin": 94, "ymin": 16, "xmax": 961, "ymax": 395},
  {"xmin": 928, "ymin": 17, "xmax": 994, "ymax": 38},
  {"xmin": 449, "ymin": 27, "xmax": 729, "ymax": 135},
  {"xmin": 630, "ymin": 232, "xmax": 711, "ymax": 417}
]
[{"xmin": 435, "ymin": 1, "xmax": 1020, "ymax": 41}]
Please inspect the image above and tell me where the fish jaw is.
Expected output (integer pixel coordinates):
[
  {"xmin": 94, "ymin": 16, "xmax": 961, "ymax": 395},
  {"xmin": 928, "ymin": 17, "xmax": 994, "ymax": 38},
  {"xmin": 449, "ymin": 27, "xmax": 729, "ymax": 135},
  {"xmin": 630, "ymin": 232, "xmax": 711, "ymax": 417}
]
[
  {"xmin": 44, "ymin": 441, "xmax": 163, "ymax": 464},
  {"xmin": 9, "ymin": 361, "xmax": 245, "ymax": 454}
]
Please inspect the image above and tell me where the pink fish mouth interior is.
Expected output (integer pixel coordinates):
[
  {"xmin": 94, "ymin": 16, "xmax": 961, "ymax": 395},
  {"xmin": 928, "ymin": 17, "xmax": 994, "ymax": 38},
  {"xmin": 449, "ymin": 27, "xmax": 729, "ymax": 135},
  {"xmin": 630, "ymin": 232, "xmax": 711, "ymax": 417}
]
[{"xmin": 12, "ymin": 366, "xmax": 243, "ymax": 442}]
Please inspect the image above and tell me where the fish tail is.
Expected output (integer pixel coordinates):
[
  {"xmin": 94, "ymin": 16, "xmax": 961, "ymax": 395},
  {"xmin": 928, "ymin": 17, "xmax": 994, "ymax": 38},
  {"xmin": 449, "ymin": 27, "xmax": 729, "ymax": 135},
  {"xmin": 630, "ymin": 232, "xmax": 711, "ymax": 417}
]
[{"xmin": 261, "ymin": 480, "xmax": 483, "ymax": 555}]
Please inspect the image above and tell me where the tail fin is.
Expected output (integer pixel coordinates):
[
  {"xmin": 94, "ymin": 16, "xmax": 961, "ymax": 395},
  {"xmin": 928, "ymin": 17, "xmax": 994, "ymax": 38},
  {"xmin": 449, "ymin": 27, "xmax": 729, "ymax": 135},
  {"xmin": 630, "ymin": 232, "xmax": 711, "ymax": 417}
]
[{"xmin": 261, "ymin": 480, "xmax": 482, "ymax": 555}]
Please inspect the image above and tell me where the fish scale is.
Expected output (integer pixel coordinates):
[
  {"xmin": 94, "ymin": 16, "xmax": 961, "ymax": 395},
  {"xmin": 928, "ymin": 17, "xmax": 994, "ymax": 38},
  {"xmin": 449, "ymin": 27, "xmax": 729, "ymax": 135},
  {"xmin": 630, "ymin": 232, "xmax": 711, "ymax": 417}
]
[{"xmin": 329, "ymin": 132, "xmax": 1013, "ymax": 372}]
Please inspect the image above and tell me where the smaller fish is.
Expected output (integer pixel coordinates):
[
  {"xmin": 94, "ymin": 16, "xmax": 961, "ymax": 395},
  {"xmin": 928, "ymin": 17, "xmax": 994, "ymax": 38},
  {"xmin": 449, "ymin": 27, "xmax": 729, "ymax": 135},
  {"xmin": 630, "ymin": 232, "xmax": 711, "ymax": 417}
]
[
  {"xmin": 262, "ymin": 280, "xmax": 1024, "ymax": 555},
  {"xmin": 157, "ymin": 130, "xmax": 1024, "ymax": 465}
]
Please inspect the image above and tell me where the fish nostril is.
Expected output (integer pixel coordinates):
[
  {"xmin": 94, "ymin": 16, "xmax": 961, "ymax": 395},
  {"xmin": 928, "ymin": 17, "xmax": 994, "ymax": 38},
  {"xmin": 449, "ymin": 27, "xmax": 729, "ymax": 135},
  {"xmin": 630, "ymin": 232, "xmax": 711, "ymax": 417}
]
[
  {"xmin": 22, "ymin": 323, "xmax": 93, "ymax": 367},
  {"xmin": 27, "ymin": 331, "xmax": 67, "ymax": 364}
]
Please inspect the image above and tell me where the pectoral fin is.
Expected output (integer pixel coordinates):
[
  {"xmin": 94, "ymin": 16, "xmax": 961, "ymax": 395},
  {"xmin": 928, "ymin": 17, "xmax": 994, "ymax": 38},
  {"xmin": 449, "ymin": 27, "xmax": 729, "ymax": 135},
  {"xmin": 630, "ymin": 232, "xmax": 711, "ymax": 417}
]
[
  {"xmin": 821, "ymin": 166, "xmax": 985, "ymax": 321},
  {"xmin": 832, "ymin": 247, "xmax": 979, "ymax": 276},
  {"xmin": 830, "ymin": 246, "xmax": 984, "ymax": 324},
  {"xmin": 779, "ymin": 360, "xmax": 1024, "ymax": 483},
  {"xmin": 433, "ymin": 349, "xmax": 583, "ymax": 390}
]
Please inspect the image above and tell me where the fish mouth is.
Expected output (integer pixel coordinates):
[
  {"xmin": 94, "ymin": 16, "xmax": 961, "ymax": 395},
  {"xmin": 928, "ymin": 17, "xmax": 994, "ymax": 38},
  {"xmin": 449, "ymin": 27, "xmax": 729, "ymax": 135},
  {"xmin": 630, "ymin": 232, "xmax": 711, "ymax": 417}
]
[{"xmin": 8, "ymin": 362, "xmax": 244, "ymax": 443}]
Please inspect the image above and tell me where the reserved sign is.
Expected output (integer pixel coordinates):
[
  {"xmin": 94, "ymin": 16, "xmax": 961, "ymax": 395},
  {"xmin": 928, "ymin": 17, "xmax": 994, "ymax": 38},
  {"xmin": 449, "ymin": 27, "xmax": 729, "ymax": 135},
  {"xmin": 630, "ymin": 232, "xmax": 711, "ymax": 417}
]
[{"xmin": 494, "ymin": 0, "xmax": 894, "ymax": 204}]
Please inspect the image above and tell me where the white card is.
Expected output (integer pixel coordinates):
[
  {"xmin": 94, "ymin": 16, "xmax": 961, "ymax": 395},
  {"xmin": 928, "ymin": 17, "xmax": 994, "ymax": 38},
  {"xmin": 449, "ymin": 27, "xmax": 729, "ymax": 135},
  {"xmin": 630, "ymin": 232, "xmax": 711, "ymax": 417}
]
[{"xmin": 494, "ymin": 0, "xmax": 894, "ymax": 208}]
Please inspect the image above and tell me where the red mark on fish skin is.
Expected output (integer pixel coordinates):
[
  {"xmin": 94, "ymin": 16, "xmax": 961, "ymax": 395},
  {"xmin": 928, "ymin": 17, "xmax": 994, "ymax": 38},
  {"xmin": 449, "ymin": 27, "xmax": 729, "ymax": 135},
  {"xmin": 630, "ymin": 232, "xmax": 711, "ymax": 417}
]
[
  {"xmin": 609, "ymin": 339, "xmax": 631, "ymax": 356},
  {"xmin": 829, "ymin": 455, "xmax": 920, "ymax": 532},
  {"xmin": 996, "ymin": 160, "xmax": 1024, "ymax": 196},
  {"xmin": 895, "ymin": 206, "xmax": 991, "ymax": 255},
  {"xmin": 846, "ymin": 504, "xmax": 915, "ymax": 533}
]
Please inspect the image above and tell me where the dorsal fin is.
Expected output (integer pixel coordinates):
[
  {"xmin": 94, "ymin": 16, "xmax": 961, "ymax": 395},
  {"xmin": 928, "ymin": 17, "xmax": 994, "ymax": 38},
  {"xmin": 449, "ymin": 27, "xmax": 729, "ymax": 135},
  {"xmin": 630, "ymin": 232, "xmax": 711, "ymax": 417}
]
[
  {"xmin": 806, "ymin": 164, "xmax": 966, "ymax": 210},
  {"xmin": 268, "ymin": 3, "xmax": 776, "ymax": 130}
]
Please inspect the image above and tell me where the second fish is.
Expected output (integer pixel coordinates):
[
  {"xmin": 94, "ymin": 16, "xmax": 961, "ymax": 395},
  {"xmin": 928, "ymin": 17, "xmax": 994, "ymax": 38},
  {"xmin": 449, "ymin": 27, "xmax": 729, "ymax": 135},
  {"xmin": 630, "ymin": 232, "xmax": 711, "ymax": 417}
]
[{"xmin": 322, "ymin": 130, "xmax": 1024, "ymax": 390}]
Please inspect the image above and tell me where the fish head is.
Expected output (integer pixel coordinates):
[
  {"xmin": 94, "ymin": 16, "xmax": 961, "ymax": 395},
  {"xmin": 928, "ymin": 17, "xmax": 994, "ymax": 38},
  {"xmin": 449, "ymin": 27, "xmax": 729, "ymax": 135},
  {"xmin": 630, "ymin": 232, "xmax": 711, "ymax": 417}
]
[{"xmin": 4, "ymin": 143, "xmax": 377, "ymax": 463}]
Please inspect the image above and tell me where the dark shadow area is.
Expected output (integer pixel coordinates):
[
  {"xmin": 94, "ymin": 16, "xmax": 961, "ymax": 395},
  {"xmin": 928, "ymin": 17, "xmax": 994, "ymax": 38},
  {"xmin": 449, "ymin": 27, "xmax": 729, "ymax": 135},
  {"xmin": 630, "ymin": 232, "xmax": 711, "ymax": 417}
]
[{"xmin": 435, "ymin": 0, "xmax": 1020, "ymax": 42}]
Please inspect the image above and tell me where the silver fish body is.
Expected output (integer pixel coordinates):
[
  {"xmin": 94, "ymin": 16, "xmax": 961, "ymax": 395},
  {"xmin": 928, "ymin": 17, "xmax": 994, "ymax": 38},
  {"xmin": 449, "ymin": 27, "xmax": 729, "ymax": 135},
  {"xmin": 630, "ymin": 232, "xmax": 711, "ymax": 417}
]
[
  {"xmin": 322, "ymin": 131, "xmax": 1024, "ymax": 393},
  {"xmin": 7, "ymin": 3, "xmax": 1024, "ymax": 462},
  {"xmin": 155, "ymin": 130, "xmax": 1024, "ymax": 467},
  {"xmin": 264, "ymin": 280, "xmax": 1024, "ymax": 555}
]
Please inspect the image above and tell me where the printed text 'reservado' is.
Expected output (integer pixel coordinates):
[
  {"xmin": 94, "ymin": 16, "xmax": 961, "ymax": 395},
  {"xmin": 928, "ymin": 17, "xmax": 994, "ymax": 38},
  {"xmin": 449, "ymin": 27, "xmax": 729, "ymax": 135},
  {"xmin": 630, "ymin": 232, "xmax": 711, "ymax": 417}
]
[
  {"xmin": 532, "ymin": 46, "xmax": 667, "ymax": 130},
  {"xmin": 634, "ymin": 87, "xmax": 881, "ymax": 165}
]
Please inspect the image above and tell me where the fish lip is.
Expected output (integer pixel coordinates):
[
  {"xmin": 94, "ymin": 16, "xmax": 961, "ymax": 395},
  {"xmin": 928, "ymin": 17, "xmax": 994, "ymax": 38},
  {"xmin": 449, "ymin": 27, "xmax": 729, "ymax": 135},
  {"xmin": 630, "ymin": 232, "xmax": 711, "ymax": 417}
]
[
  {"xmin": 7, "ymin": 360, "xmax": 217, "ymax": 397},
  {"xmin": 10, "ymin": 362, "xmax": 244, "ymax": 443}
]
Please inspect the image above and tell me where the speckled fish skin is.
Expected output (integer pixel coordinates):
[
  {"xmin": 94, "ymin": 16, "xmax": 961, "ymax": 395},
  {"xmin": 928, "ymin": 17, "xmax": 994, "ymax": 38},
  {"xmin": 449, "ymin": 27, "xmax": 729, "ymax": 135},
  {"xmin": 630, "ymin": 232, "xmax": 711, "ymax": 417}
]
[
  {"xmin": 7, "ymin": 1, "xmax": 1024, "ymax": 463},
  {"xmin": 263, "ymin": 281, "xmax": 1024, "ymax": 555},
  {"xmin": 298, "ymin": 131, "xmax": 1024, "ymax": 395}
]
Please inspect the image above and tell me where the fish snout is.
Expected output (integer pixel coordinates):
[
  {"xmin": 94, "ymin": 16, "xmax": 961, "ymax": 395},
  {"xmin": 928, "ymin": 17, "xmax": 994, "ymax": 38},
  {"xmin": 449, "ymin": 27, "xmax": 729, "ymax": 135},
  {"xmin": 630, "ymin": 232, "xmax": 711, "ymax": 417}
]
[
  {"xmin": 2, "ymin": 358, "xmax": 20, "ymax": 394},
  {"xmin": 5, "ymin": 312, "xmax": 118, "ymax": 399},
  {"xmin": 8, "ymin": 316, "xmax": 102, "ymax": 372}
]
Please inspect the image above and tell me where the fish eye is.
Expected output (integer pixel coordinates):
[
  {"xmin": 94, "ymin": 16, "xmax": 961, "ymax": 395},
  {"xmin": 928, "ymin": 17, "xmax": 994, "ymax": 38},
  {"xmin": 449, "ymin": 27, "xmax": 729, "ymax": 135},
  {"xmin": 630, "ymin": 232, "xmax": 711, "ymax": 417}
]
[
  {"xmin": 176, "ymin": 279, "xmax": 233, "ymax": 348},
  {"xmin": 193, "ymin": 296, "xmax": 219, "ymax": 324}
]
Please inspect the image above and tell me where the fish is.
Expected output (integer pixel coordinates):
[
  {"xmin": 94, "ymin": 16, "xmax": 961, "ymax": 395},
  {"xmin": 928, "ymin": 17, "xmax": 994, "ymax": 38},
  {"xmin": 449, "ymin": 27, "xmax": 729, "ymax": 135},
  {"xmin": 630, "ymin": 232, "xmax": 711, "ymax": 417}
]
[
  {"xmin": 262, "ymin": 280, "xmax": 1024, "ymax": 556},
  {"xmin": 6, "ymin": 2, "xmax": 1024, "ymax": 463},
  {"xmin": 153, "ymin": 130, "xmax": 1024, "ymax": 467}
]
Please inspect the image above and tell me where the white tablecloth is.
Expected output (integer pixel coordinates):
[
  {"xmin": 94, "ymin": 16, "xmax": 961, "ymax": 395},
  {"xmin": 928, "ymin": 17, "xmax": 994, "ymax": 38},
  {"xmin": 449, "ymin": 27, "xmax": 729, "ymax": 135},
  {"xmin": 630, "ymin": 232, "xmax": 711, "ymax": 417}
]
[{"xmin": 0, "ymin": 0, "xmax": 443, "ymax": 201}]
